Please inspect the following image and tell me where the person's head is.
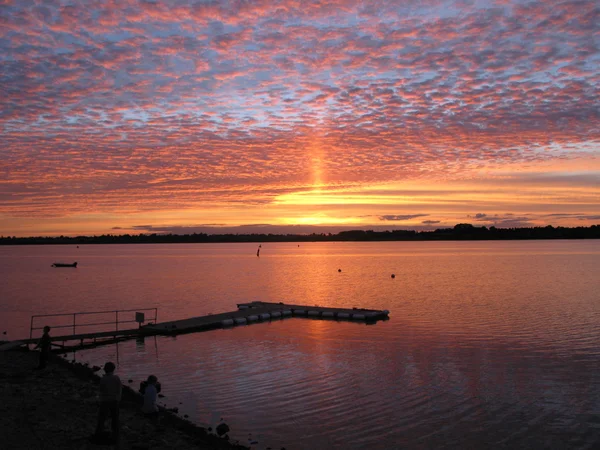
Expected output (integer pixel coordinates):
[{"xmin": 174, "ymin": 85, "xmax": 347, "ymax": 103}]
[
  {"xmin": 103, "ymin": 361, "xmax": 116, "ymax": 374},
  {"xmin": 147, "ymin": 375, "xmax": 158, "ymax": 384},
  {"xmin": 43, "ymin": 326, "xmax": 51, "ymax": 333}
]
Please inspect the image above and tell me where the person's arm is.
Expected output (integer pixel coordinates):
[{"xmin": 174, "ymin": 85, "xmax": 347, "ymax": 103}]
[
  {"xmin": 116, "ymin": 377, "xmax": 122, "ymax": 401},
  {"xmin": 97, "ymin": 376, "xmax": 105, "ymax": 401}
]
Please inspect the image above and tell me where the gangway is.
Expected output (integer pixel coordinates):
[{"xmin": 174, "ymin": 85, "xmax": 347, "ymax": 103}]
[{"xmin": 27, "ymin": 308, "xmax": 158, "ymax": 347}]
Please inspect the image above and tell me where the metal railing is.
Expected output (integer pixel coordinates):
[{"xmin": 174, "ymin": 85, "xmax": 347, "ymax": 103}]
[{"xmin": 30, "ymin": 308, "xmax": 158, "ymax": 340}]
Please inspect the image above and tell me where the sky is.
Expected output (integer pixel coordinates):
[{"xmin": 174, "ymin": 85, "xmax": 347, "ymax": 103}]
[{"xmin": 0, "ymin": 0, "xmax": 599, "ymax": 237}]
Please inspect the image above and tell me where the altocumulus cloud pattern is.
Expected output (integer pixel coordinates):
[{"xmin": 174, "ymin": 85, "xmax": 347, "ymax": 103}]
[{"xmin": 0, "ymin": 0, "xmax": 598, "ymax": 234}]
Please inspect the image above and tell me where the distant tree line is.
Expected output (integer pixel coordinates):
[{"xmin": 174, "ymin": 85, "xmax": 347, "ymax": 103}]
[{"xmin": 1, "ymin": 224, "xmax": 599, "ymax": 245}]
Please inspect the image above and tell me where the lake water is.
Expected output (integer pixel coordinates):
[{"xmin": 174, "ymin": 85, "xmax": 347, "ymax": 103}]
[{"xmin": 1, "ymin": 241, "xmax": 600, "ymax": 449}]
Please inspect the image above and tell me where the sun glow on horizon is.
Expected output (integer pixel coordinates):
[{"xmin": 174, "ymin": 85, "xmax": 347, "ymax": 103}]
[
  {"xmin": 279, "ymin": 214, "xmax": 362, "ymax": 226},
  {"xmin": 0, "ymin": 1, "xmax": 598, "ymax": 236}
]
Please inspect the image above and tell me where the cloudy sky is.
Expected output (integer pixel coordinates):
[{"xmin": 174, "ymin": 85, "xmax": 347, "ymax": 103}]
[{"xmin": 1, "ymin": 0, "xmax": 598, "ymax": 236}]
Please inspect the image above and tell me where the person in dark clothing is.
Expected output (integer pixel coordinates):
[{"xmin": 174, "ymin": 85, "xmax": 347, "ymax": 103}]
[
  {"xmin": 34, "ymin": 326, "xmax": 51, "ymax": 369},
  {"xmin": 94, "ymin": 361, "xmax": 122, "ymax": 444}
]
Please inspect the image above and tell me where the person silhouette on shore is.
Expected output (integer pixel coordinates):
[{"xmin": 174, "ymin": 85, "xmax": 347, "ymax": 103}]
[
  {"xmin": 141, "ymin": 375, "xmax": 161, "ymax": 424},
  {"xmin": 34, "ymin": 326, "xmax": 51, "ymax": 369},
  {"xmin": 94, "ymin": 361, "xmax": 122, "ymax": 444}
]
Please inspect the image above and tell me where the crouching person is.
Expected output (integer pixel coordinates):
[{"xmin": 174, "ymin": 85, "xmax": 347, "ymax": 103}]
[
  {"xmin": 94, "ymin": 361, "xmax": 122, "ymax": 444},
  {"xmin": 141, "ymin": 375, "xmax": 161, "ymax": 423}
]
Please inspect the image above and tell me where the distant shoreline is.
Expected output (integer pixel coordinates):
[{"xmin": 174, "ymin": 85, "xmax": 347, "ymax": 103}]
[{"xmin": 1, "ymin": 223, "xmax": 599, "ymax": 244}]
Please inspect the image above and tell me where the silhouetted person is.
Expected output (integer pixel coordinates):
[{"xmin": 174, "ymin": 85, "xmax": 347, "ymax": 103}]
[
  {"xmin": 141, "ymin": 375, "xmax": 161, "ymax": 424},
  {"xmin": 34, "ymin": 326, "xmax": 51, "ymax": 369},
  {"xmin": 94, "ymin": 361, "xmax": 122, "ymax": 444}
]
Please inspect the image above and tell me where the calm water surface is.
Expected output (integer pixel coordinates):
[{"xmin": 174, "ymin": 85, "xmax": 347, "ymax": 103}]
[{"xmin": 1, "ymin": 241, "xmax": 600, "ymax": 449}]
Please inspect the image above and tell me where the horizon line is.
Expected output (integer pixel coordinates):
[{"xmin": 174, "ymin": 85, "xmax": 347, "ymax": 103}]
[{"xmin": 2, "ymin": 223, "xmax": 599, "ymax": 240}]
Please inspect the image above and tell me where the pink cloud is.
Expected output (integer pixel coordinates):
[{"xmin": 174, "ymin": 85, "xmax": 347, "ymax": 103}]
[{"xmin": 0, "ymin": 0, "xmax": 598, "ymax": 224}]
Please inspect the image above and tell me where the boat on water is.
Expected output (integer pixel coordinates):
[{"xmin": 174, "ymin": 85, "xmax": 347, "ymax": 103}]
[{"xmin": 52, "ymin": 262, "xmax": 77, "ymax": 267}]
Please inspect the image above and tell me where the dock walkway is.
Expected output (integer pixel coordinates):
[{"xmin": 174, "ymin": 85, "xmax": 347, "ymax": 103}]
[{"xmin": 2, "ymin": 302, "xmax": 389, "ymax": 350}]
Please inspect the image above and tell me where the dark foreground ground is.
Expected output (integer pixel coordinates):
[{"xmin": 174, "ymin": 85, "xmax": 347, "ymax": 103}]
[{"xmin": 0, "ymin": 349, "xmax": 249, "ymax": 450}]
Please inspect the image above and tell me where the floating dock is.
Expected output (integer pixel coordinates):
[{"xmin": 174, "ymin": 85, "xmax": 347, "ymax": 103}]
[
  {"xmin": 2, "ymin": 302, "xmax": 389, "ymax": 350},
  {"xmin": 143, "ymin": 301, "xmax": 389, "ymax": 335}
]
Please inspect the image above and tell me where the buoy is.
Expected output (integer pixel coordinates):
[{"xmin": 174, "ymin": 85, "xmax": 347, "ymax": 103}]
[
  {"xmin": 338, "ymin": 269, "xmax": 342, "ymax": 272},
  {"xmin": 391, "ymin": 274, "xmax": 395, "ymax": 278}
]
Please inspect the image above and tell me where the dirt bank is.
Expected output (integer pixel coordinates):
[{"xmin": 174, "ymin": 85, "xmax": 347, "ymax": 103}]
[{"xmin": 0, "ymin": 349, "xmax": 249, "ymax": 450}]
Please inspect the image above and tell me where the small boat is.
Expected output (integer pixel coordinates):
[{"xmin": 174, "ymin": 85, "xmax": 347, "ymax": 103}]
[{"xmin": 52, "ymin": 262, "xmax": 78, "ymax": 267}]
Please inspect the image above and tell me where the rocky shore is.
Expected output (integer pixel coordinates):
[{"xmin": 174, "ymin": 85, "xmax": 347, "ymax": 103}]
[{"xmin": 0, "ymin": 348, "xmax": 249, "ymax": 450}]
